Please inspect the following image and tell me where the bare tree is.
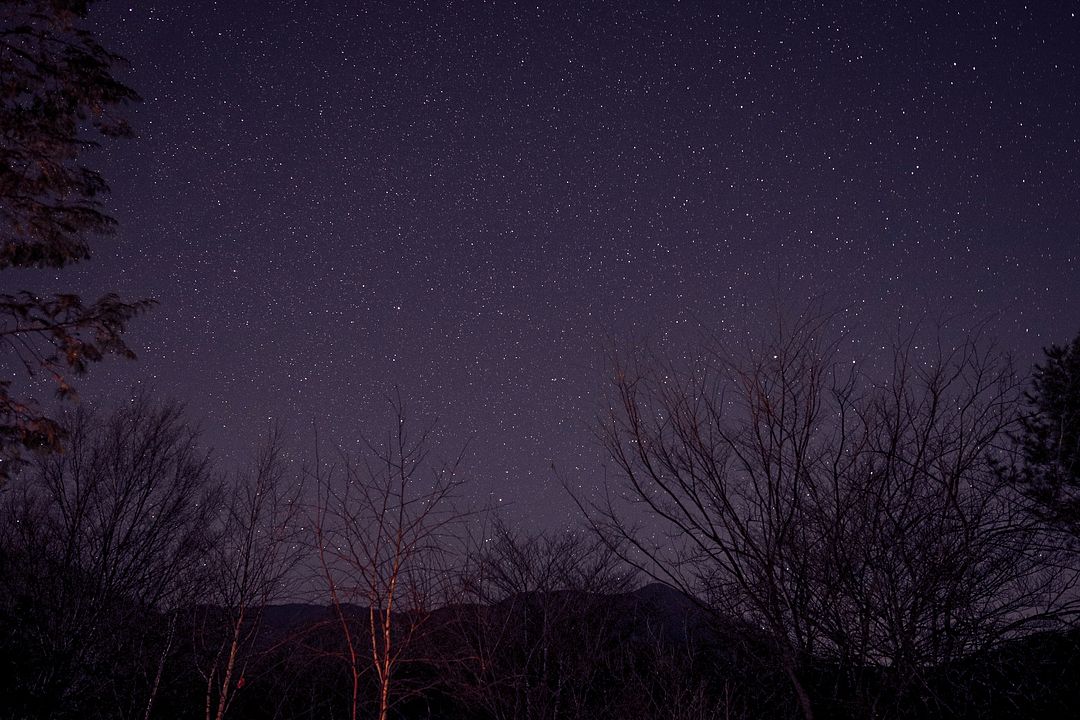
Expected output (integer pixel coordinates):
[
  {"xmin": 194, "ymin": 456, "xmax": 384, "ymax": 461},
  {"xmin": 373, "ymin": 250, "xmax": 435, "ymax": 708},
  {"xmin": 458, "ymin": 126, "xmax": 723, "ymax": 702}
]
[
  {"xmin": 0, "ymin": 398, "xmax": 216, "ymax": 719},
  {"xmin": 311, "ymin": 393, "xmax": 466, "ymax": 720},
  {"xmin": 618, "ymin": 618, "xmax": 745, "ymax": 720},
  {"xmin": 445, "ymin": 520, "xmax": 635, "ymax": 720},
  {"xmin": 577, "ymin": 311, "xmax": 1079, "ymax": 720},
  {"xmin": 194, "ymin": 425, "xmax": 304, "ymax": 720}
]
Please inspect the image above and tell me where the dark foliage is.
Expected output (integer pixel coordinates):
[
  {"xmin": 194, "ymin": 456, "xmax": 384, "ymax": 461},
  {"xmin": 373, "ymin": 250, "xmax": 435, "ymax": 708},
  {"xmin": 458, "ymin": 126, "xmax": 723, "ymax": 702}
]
[
  {"xmin": 0, "ymin": 0, "xmax": 152, "ymax": 482},
  {"xmin": 1015, "ymin": 334, "xmax": 1080, "ymax": 531}
]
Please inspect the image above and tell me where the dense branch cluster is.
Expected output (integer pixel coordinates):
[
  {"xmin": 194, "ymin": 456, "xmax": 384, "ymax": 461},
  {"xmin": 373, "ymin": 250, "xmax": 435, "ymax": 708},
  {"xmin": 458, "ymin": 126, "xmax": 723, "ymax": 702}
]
[{"xmin": 582, "ymin": 315, "xmax": 1079, "ymax": 719}]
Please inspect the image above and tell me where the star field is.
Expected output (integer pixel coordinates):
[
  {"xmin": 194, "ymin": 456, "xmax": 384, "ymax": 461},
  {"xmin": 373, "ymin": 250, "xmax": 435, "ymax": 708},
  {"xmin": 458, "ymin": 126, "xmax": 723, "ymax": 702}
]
[{"xmin": 56, "ymin": 0, "xmax": 1080, "ymax": 527}]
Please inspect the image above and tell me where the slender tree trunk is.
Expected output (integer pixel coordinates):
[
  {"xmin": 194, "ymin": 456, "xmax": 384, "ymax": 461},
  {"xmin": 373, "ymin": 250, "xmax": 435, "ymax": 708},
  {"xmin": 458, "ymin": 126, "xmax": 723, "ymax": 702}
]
[
  {"xmin": 213, "ymin": 608, "xmax": 246, "ymax": 720},
  {"xmin": 204, "ymin": 657, "xmax": 216, "ymax": 720},
  {"xmin": 376, "ymin": 562, "xmax": 399, "ymax": 720},
  {"xmin": 341, "ymin": 604, "xmax": 359, "ymax": 720},
  {"xmin": 782, "ymin": 659, "xmax": 814, "ymax": 720},
  {"xmin": 373, "ymin": 603, "xmax": 393, "ymax": 720},
  {"xmin": 320, "ymin": 531, "xmax": 360, "ymax": 720},
  {"xmin": 143, "ymin": 613, "xmax": 176, "ymax": 720}
]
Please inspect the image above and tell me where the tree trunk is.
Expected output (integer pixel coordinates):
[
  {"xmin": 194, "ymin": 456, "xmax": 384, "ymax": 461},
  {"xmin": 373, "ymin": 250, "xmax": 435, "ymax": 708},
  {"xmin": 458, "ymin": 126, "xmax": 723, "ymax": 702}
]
[
  {"xmin": 214, "ymin": 609, "xmax": 245, "ymax": 720},
  {"xmin": 143, "ymin": 613, "xmax": 176, "ymax": 720},
  {"xmin": 783, "ymin": 659, "xmax": 814, "ymax": 720}
]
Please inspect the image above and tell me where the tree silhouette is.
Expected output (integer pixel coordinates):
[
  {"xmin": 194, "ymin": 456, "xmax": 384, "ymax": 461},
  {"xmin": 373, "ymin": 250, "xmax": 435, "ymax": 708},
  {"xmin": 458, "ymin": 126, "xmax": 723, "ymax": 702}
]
[
  {"xmin": 0, "ymin": 399, "xmax": 217, "ymax": 719},
  {"xmin": 1015, "ymin": 333, "xmax": 1080, "ymax": 531},
  {"xmin": 312, "ymin": 393, "xmax": 467, "ymax": 720},
  {"xmin": 578, "ymin": 312, "xmax": 1079, "ymax": 720},
  {"xmin": 195, "ymin": 426, "xmax": 304, "ymax": 720},
  {"xmin": 0, "ymin": 0, "xmax": 153, "ymax": 481}
]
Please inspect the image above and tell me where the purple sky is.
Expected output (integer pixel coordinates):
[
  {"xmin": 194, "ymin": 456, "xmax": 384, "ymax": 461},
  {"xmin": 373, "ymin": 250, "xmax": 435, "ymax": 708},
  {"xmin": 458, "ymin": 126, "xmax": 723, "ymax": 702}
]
[{"xmin": 44, "ymin": 1, "xmax": 1080, "ymax": 527}]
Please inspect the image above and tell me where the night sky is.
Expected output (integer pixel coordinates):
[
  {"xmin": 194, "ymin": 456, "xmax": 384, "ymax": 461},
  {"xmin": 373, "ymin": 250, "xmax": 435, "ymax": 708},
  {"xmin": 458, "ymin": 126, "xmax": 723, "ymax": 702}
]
[{"xmin": 51, "ymin": 1, "xmax": 1080, "ymax": 527}]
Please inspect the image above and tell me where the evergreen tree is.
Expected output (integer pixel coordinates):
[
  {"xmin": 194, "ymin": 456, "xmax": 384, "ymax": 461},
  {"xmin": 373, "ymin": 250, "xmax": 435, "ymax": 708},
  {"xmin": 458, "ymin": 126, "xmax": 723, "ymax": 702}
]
[{"xmin": 1017, "ymin": 334, "xmax": 1080, "ymax": 529}]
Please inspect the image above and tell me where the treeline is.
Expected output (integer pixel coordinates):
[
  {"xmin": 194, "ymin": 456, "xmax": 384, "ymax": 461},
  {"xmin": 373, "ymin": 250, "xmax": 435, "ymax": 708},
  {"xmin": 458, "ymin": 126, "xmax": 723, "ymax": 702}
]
[
  {"xmin": 2, "ymin": 318, "xmax": 1080, "ymax": 720},
  {"xmin": 4, "ymin": 4, "xmax": 1080, "ymax": 718}
]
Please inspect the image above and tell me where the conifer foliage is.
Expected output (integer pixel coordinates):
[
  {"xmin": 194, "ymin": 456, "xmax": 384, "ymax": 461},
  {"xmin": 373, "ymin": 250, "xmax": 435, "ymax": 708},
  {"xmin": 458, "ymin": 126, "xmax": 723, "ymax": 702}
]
[{"xmin": 1017, "ymin": 334, "xmax": 1080, "ymax": 530}]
